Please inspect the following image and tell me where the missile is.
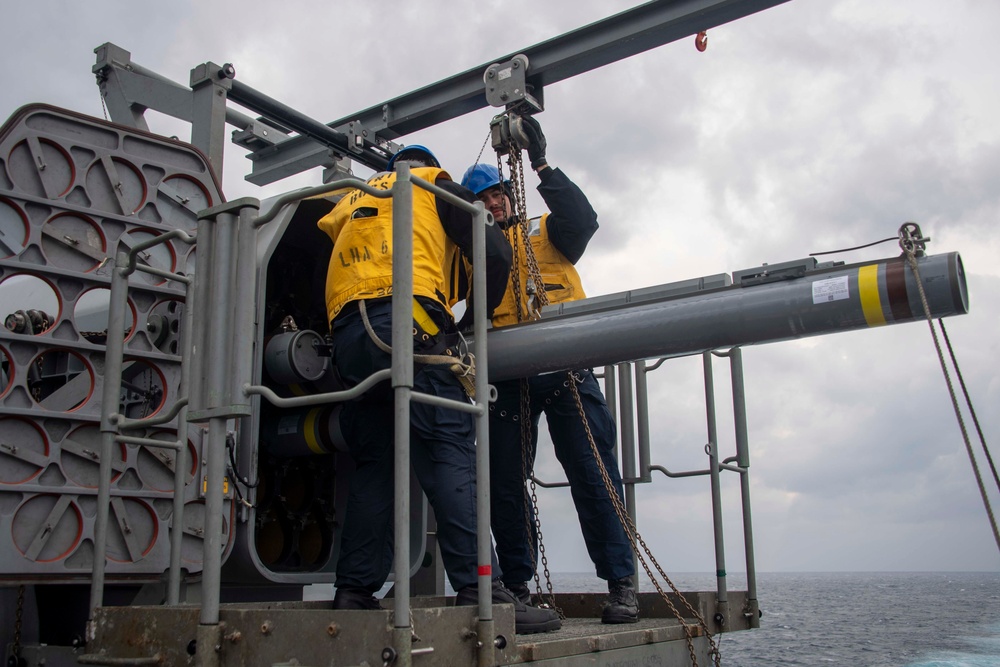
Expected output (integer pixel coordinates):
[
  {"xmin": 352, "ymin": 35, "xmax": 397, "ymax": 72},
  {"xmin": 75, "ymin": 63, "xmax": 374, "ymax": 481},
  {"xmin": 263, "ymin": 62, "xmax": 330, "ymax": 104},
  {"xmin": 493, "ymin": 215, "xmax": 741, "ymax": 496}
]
[{"xmin": 483, "ymin": 252, "xmax": 967, "ymax": 382}]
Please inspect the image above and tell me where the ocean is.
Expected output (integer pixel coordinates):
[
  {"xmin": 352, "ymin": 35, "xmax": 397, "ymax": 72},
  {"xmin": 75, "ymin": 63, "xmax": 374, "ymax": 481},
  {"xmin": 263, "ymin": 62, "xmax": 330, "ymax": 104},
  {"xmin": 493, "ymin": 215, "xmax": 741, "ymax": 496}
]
[{"xmin": 549, "ymin": 571, "xmax": 1000, "ymax": 667}]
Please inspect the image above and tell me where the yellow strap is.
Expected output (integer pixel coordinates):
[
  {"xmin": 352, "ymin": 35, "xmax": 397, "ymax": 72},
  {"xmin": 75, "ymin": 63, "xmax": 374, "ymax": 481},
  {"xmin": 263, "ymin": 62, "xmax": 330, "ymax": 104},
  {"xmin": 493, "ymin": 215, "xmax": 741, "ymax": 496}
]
[
  {"xmin": 412, "ymin": 297, "xmax": 440, "ymax": 336},
  {"xmin": 858, "ymin": 265, "xmax": 887, "ymax": 327}
]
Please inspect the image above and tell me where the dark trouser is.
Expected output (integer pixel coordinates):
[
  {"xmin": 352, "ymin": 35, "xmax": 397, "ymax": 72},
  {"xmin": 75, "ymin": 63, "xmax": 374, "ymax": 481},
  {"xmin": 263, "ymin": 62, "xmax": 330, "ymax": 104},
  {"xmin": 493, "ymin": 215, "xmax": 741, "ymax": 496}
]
[
  {"xmin": 490, "ymin": 370, "xmax": 635, "ymax": 585},
  {"xmin": 332, "ymin": 300, "xmax": 497, "ymax": 593}
]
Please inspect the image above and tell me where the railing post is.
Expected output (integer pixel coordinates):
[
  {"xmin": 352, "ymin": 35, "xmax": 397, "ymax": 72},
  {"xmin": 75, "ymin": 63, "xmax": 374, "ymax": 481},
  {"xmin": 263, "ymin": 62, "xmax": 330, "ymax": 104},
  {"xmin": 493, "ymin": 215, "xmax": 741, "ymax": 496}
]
[
  {"xmin": 702, "ymin": 352, "xmax": 728, "ymax": 619},
  {"xmin": 728, "ymin": 347, "xmax": 759, "ymax": 627},
  {"xmin": 391, "ymin": 163, "xmax": 415, "ymax": 667},
  {"xmin": 617, "ymin": 362, "xmax": 638, "ymax": 577},
  {"xmin": 87, "ymin": 251, "xmax": 130, "ymax": 632},
  {"xmin": 471, "ymin": 199, "xmax": 496, "ymax": 664},
  {"xmin": 635, "ymin": 360, "xmax": 652, "ymax": 483},
  {"xmin": 167, "ymin": 278, "xmax": 196, "ymax": 605}
]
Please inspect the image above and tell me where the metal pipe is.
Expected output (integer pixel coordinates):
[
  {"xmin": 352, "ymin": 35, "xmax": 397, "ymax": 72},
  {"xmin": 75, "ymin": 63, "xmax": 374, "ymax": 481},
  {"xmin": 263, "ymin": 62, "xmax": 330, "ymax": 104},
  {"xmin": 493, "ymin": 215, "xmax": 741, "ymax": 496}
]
[
  {"xmin": 195, "ymin": 417, "xmax": 226, "ymax": 667},
  {"xmin": 726, "ymin": 347, "xmax": 758, "ymax": 624},
  {"xmin": 252, "ymin": 178, "xmax": 385, "ymax": 228},
  {"xmin": 702, "ymin": 353, "xmax": 728, "ymax": 607},
  {"xmin": 167, "ymin": 278, "xmax": 197, "ymax": 606},
  {"xmin": 188, "ymin": 216, "xmax": 213, "ymax": 413},
  {"xmin": 649, "ymin": 464, "xmax": 712, "ymax": 479},
  {"xmin": 471, "ymin": 200, "xmax": 494, "ymax": 642},
  {"xmin": 485, "ymin": 252, "xmax": 968, "ymax": 381},
  {"xmin": 409, "ymin": 390, "xmax": 484, "ymax": 414},
  {"xmin": 115, "ymin": 397, "xmax": 188, "ymax": 430},
  {"xmin": 604, "ymin": 365, "xmax": 617, "ymax": 464},
  {"xmin": 635, "ymin": 360, "xmax": 652, "ymax": 483},
  {"xmin": 231, "ymin": 205, "xmax": 258, "ymax": 406},
  {"xmin": 617, "ymin": 363, "xmax": 638, "ymax": 579},
  {"xmin": 199, "ymin": 211, "xmax": 236, "ymax": 628},
  {"xmin": 88, "ymin": 253, "xmax": 130, "ymax": 623},
  {"xmin": 618, "ymin": 363, "xmax": 636, "ymax": 483},
  {"xmin": 132, "ymin": 264, "xmax": 189, "ymax": 283},
  {"xmin": 245, "ymin": 371, "xmax": 392, "ymax": 408},
  {"xmin": 390, "ymin": 165, "xmax": 414, "ymax": 665},
  {"xmin": 113, "ymin": 435, "xmax": 182, "ymax": 450},
  {"xmin": 119, "ymin": 228, "xmax": 196, "ymax": 277},
  {"xmin": 718, "ymin": 348, "xmax": 751, "ymax": 470}
]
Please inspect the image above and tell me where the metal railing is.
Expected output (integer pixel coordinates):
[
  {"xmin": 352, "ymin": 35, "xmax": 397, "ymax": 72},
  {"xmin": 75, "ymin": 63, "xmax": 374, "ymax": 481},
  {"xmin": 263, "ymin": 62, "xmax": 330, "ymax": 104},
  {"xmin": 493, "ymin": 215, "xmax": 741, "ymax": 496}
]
[
  {"xmin": 530, "ymin": 350, "xmax": 760, "ymax": 628},
  {"xmin": 88, "ymin": 163, "xmax": 498, "ymax": 667}
]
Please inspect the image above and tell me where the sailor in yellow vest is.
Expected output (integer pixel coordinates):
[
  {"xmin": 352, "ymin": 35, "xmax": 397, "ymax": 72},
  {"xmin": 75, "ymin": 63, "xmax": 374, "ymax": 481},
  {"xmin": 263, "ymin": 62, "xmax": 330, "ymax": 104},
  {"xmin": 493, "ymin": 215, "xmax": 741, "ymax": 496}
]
[
  {"xmin": 319, "ymin": 145, "xmax": 560, "ymax": 634},
  {"xmin": 461, "ymin": 116, "xmax": 639, "ymax": 624}
]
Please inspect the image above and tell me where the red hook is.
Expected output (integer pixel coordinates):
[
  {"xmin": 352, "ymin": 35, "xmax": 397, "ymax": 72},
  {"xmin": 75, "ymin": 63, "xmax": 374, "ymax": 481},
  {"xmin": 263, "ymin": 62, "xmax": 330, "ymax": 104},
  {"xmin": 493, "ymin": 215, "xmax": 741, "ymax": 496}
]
[{"xmin": 695, "ymin": 31, "xmax": 708, "ymax": 52}]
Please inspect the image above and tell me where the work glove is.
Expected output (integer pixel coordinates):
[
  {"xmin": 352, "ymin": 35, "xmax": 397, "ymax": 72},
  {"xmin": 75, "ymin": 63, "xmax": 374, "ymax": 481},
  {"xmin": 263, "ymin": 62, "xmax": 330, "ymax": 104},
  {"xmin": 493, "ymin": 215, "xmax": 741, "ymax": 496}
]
[{"xmin": 520, "ymin": 115, "xmax": 547, "ymax": 170}]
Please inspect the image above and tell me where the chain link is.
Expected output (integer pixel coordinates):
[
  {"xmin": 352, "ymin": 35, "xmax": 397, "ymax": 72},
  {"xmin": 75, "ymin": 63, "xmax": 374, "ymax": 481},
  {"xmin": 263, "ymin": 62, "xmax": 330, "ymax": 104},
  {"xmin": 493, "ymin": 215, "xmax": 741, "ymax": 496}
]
[
  {"xmin": 11, "ymin": 584, "xmax": 24, "ymax": 664},
  {"xmin": 567, "ymin": 378, "xmax": 721, "ymax": 667},
  {"xmin": 495, "ymin": 116, "xmax": 721, "ymax": 664},
  {"xmin": 518, "ymin": 378, "xmax": 561, "ymax": 614},
  {"xmin": 500, "ymin": 136, "xmax": 560, "ymax": 611}
]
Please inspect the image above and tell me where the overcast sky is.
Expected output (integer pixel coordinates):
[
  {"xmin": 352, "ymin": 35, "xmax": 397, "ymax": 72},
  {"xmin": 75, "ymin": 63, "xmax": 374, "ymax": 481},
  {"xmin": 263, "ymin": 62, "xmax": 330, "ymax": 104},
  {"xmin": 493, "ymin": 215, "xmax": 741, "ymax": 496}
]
[{"xmin": 4, "ymin": 0, "xmax": 998, "ymax": 577}]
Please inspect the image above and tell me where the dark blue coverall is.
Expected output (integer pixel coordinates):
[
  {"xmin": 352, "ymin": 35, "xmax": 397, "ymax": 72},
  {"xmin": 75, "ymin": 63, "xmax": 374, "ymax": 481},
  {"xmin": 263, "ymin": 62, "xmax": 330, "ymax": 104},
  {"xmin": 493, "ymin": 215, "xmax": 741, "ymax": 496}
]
[
  {"xmin": 489, "ymin": 168, "xmax": 635, "ymax": 587},
  {"xmin": 332, "ymin": 177, "xmax": 512, "ymax": 594}
]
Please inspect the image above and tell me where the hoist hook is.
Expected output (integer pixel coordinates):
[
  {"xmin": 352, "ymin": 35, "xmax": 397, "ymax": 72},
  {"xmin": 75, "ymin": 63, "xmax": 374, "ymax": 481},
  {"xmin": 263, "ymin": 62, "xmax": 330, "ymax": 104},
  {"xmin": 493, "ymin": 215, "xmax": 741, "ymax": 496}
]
[{"xmin": 695, "ymin": 31, "xmax": 708, "ymax": 52}]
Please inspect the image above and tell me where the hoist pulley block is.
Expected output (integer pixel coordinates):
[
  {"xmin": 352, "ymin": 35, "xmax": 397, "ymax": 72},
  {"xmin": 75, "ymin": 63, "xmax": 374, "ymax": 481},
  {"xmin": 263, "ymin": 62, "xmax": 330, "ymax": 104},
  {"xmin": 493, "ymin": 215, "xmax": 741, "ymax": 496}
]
[
  {"xmin": 484, "ymin": 54, "xmax": 543, "ymax": 112},
  {"xmin": 490, "ymin": 112, "xmax": 532, "ymax": 156}
]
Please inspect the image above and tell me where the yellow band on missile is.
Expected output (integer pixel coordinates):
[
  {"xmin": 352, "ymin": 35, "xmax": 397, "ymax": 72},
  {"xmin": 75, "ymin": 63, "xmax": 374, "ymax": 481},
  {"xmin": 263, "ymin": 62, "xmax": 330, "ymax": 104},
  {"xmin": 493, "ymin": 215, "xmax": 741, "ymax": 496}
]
[{"xmin": 859, "ymin": 265, "xmax": 887, "ymax": 327}]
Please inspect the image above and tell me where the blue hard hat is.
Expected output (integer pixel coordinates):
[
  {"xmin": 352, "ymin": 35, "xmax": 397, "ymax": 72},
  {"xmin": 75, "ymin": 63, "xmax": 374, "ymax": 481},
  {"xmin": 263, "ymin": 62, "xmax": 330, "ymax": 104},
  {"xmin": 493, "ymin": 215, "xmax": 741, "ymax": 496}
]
[
  {"xmin": 461, "ymin": 163, "xmax": 505, "ymax": 195},
  {"xmin": 386, "ymin": 144, "xmax": 440, "ymax": 171}
]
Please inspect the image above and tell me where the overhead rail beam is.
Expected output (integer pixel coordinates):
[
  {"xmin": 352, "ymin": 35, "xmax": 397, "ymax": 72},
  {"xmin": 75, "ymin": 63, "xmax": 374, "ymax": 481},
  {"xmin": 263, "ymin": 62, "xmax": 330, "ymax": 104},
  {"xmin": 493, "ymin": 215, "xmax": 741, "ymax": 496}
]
[
  {"xmin": 94, "ymin": 0, "xmax": 792, "ymax": 183},
  {"xmin": 247, "ymin": 0, "xmax": 791, "ymax": 184}
]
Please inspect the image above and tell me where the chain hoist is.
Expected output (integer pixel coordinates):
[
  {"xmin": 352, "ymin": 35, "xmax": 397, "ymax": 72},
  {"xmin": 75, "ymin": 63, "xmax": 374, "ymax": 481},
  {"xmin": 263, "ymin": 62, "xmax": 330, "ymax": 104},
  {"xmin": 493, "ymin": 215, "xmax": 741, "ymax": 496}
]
[
  {"xmin": 494, "ymin": 111, "xmax": 559, "ymax": 611},
  {"xmin": 492, "ymin": 111, "xmax": 718, "ymax": 665}
]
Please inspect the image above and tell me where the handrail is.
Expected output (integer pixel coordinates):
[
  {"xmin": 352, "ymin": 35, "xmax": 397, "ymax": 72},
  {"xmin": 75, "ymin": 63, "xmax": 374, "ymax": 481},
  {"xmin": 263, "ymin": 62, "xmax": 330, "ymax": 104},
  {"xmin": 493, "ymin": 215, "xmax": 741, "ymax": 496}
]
[{"xmin": 524, "ymin": 348, "xmax": 758, "ymax": 615}]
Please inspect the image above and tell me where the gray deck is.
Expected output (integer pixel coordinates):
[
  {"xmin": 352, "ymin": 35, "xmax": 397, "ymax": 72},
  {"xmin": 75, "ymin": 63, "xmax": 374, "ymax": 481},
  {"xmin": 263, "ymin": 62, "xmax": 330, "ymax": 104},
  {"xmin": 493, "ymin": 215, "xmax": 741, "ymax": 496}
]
[{"xmin": 81, "ymin": 591, "xmax": 753, "ymax": 665}]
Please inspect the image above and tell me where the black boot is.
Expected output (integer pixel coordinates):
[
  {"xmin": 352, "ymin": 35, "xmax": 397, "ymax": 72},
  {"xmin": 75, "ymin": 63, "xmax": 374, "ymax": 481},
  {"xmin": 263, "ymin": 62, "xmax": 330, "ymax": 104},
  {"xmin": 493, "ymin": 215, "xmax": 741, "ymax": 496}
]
[
  {"xmin": 456, "ymin": 580, "xmax": 562, "ymax": 634},
  {"xmin": 505, "ymin": 581, "xmax": 532, "ymax": 605},
  {"xmin": 333, "ymin": 587, "xmax": 382, "ymax": 610},
  {"xmin": 602, "ymin": 576, "xmax": 639, "ymax": 624}
]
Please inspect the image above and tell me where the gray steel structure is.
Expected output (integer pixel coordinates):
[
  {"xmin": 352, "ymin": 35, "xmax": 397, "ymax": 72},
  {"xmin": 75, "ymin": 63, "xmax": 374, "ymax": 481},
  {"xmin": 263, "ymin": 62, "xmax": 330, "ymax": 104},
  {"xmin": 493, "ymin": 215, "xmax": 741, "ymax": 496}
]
[
  {"xmin": 0, "ymin": 105, "xmax": 226, "ymax": 587},
  {"xmin": 93, "ymin": 0, "xmax": 792, "ymax": 183}
]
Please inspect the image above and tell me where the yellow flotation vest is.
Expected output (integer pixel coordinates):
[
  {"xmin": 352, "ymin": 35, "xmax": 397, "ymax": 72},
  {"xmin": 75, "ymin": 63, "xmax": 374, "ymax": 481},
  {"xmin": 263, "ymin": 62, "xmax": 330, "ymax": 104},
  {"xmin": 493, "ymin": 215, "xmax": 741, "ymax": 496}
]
[
  {"xmin": 492, "ymin": 213, "xmax": 586, "ymax": 328},
  {"xmin": 318, "ymin": 167, "xmax": 458, "ymax": 322}
]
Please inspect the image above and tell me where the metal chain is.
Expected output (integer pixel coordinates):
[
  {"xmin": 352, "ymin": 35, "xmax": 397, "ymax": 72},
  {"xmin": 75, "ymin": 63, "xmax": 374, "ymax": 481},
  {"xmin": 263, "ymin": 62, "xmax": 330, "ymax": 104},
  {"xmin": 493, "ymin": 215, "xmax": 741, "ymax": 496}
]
[
  {"xmin": 567, "ymin": 376, "xmax": 721, "ymax": 667},
  {"xmin": 473, "ymin": 129, "xmax": 492, "ymax": 173},
  {"xmin": 499, "ymin": 139, "xmax": 559, "ymax": 610},
  {"xmin": 511, "ymin": 151, "xmax": 549, "ymax": 317},
  {"xmin": 497, "ymin": 116, "xmax": 718, "ymax": 662},
  {"xmin": 498, "ymin": 152, "xmax": 526, "ymax": 324},
  {"xmin": 518, "ymin": 378, "xmax": 561, "ymax": 614},
  {"xmin": 11, "ymin": 584, "xmax": 24, "ymax": 665},
  {"xmin": 899, "ymin": 224, "xmax": 1000, "ymax": 554}
]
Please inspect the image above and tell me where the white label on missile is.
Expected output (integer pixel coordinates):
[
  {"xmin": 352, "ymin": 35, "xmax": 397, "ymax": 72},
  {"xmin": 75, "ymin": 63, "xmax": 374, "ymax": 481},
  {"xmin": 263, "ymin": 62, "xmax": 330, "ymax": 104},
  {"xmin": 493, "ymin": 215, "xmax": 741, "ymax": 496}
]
[{"xmin": 812, "ymin": 276, "xmax": 849, "ymax": 304}]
